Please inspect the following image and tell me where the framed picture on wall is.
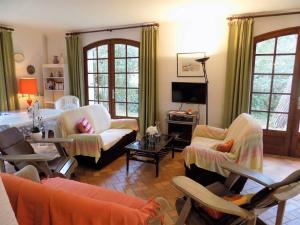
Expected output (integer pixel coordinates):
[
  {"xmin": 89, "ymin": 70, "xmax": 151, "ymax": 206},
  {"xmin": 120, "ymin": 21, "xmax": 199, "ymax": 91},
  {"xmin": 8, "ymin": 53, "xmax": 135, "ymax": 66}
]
[{"xmin": 177, "ymin": 52, "xmax": 206, "ymax": 77}]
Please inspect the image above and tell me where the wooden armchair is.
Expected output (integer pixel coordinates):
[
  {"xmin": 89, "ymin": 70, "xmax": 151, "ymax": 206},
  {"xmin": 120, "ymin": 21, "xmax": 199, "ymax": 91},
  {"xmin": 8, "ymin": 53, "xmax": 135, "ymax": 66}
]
[
  {"xmin": 0, "ymin": 127, "xmax": 77, "ymax": 178},
  {"xmin": 173, "ymin": 162, "xmax": 300, "ymax": 225}
]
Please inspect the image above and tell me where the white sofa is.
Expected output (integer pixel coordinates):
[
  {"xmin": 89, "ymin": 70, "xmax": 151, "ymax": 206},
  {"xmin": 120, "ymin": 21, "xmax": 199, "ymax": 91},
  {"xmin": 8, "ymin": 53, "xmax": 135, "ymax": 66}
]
[
  {"xmin": 58, "ymin": 104, "xmax": 138, "ymax": 168},
  {"xmin": 184, "ymin": 113, "xmax": 263, "ymax": 187}
]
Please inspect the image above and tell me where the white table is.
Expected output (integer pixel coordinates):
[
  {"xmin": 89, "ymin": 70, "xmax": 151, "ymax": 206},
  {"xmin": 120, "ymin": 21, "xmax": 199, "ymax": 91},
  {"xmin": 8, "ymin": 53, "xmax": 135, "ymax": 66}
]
[{"xmin": 0, "ymin": 109, "xmax": 63, "ymax": 137}]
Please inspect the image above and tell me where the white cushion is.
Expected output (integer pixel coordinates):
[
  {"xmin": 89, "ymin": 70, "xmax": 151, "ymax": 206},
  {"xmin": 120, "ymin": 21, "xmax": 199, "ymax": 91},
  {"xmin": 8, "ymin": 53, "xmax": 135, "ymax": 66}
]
[
  {"xmin": 59, "ymin": 104, "xmax": 111, "ymax": 136},
  {"xmin": 191, "ymin": 136, "xmax": 223, "ymax": 149},
  {"xmin": 99, "ymin": 129, "xmax": 132, "ymax": 151}
]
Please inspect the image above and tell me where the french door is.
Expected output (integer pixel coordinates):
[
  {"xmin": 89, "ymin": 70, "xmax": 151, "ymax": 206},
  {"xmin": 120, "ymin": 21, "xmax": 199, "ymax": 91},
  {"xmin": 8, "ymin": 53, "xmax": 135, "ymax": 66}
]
[{"xmin": 250, "ymin": 27, "xmax": 300, "ymax": 156}]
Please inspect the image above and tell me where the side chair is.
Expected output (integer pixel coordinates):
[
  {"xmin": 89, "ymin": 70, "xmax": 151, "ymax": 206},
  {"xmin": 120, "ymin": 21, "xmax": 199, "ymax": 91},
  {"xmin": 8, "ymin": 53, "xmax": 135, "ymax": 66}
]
[
  {"xmin": 173, "ymin": 161, "xmax": 300, "ymax": 225},
  {"xmin": 0, "ymin": 127, "xmax": 77, "ymax": 178}
]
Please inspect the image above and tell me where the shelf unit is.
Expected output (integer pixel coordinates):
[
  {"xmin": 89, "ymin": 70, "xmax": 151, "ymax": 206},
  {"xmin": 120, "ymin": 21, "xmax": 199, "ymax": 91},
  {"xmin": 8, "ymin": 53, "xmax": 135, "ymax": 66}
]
[{"xmin": 42, "ymin": 64, "xmax": 69, "ymax": 108}]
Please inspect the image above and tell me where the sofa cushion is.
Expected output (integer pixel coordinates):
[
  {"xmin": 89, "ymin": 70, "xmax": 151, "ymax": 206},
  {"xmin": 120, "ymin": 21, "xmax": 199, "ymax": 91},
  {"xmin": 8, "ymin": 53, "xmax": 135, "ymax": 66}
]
[
  {"xmin": 59, "ymin": 104, "xmax": 111, "ymax": 136},
  {"xmin": 99, "ymin": 129, "xmax": 132, "ymax": 151}
]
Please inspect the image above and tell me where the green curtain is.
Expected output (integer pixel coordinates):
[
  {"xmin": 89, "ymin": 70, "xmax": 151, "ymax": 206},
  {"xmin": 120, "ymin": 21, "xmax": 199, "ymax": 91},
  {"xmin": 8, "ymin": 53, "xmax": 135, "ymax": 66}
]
[
  {"xmin": 66, "ymin": 35, "xmax": 85, "ymax": 105},
  {"xmin": 223, "ymin": 18, "xmax": 254, "ymax": 127},
  {"xmin": 139, "ymin": 26, "xmax": 159, "ymax": 136},
  {"xmin": 0, "ymin": 30, "xmax": 19, "ymax": 111}
]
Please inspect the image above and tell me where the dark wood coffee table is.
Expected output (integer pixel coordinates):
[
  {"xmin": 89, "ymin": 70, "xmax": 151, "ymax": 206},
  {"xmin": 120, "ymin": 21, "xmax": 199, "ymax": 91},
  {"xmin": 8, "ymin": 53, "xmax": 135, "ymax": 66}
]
[{"xmin": 125, "ymin": 134, "xmax": 174, "ymax": 177}]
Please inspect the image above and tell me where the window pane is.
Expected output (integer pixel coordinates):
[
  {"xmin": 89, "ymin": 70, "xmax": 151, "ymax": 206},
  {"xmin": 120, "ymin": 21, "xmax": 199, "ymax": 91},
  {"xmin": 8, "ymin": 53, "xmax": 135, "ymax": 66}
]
[
  {"xmin": 115, "ymin": 44, "xmax": 126, "ymax": 58},
  {"xmin": 276, "ymin": 34, "xmax": 298, "ymax": 54},
  {"xmin": 100, "ymin": 102, "xmax": 109, "ymax": 111},
  {"xmin": 98, "ymin": 45, "xmax": 108, "ymax": 58},
  {"xmin": 99, "ymin": 74, "xmax": 108, "ymax": 87},
  {"xmin": 99, "ymin": 88, "xmax": 109, "ymax": 101},
  {"xmin": 252, "ymin": 75, "xmax": 271, "ymax": 93},
  {"xmin": 270, "ymin": 94, "xmax": 290, "ymax": 113},
  {"xmin": 127, "ymin": 58, "xmax": 139, "ymax": 72},
  {"xmin": 115, "ymin": 88, "xmax": 126, "ymax": 102},
  {"xmin": 251, "ymin": 93, "xmax": 270, "ymax": 111},
  {"xmin": 251, "ymin": 111, "xmax": 268, "ymax": 129},
  {"xmin": 274, "ymin": 55, "xmax": 295, "ymax": 74},
  {"xmin": 115, "ymin": 74, "xmax": 126, "ymax": 88},
  {"xmin": 128, "ymin": 89, "xmax": 139, "ymax": 103},
  {"xmin": 128, "ymin": 74, "xmax": 139, "ymax": 88},
  {"xmin": 88, "ymin": 60, "xmax": 97, "ymax": 73},
  {"xmin": 127, "ymin": 45, "xmax": 139, "ymax": 57},
  {"xmin": 254, "ymin": 56, "xmax": 273, "ymax": 74},
  {"xmin": 115, "ymin": 59, "xmax": 126, "ymax": 72},
  {"xmin": 115, "ymin": 74, "xmax": 126, "ymax": 87},
  {"xmin": 88, "ymin": 74, "xmax": 98, "ymax": 86},
  {"xmin": 269, "ymin": 113, "xmax": 288, "ymax": 131},
  {"xmin": 273, "ymin": 75, "xmax": 292, "ymax": 93},
  {"xmin": 98, "ymin": 59, "xmax": 108, "ymax": 73},
  {"xmin": 116, "ymin": 103, "xmax": 126, "ymax": 116},
  {"xmin": 128, "ymin": 104, "xmax": 138, "ymax": 117},
  {"xmin": 88, "ymin": 88, "xmax": 98, "ymax": 101},
  {"xmin": 256, "ymin": 38, "xmax": 275, "ymax": 54},
  {"xmin": 87, "ymin": 48, "xmax": 97, "ymax": 59}
]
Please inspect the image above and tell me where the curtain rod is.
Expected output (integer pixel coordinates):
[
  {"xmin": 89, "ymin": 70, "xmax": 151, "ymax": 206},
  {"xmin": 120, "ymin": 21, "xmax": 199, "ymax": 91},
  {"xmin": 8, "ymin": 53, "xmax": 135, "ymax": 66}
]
[
  {"xmin": 0, "ymin": 25, "xmax": 14, "ymax": 31},
  {"xmin": 66, "ymin": 23, "xmax": 159, "ymax": 36},
  {"xmin": 227, "ymin": 10, "xmax": 300, "ymax": 20}
]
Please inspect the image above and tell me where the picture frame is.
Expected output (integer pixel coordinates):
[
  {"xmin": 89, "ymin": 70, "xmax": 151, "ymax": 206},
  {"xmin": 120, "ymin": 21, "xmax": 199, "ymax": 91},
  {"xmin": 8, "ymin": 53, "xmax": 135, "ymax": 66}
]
[{"xmin": 177, "ymin": 52, "xmax": 206, "ymax": 77}]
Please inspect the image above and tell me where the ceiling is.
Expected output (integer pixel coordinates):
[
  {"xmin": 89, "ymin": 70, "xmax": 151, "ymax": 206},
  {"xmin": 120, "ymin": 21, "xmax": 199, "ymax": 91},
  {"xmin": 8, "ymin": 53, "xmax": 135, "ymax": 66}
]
[{"xmin": 0, "ymin": 0, "xmax": 300, "ymax": 31}]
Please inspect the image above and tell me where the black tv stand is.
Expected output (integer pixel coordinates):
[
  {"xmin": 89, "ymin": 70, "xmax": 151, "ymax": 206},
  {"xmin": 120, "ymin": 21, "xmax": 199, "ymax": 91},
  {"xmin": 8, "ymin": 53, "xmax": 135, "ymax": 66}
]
[{"xmin": 166, "ymin": 111, "xmax": 199, "ymax": 151}]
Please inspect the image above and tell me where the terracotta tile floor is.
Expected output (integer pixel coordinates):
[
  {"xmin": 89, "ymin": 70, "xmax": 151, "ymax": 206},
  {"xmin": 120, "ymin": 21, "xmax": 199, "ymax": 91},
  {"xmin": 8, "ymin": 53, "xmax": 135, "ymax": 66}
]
[{"xmin": 73, "ymin": 153, "xmax": 300, "ymax": 225}]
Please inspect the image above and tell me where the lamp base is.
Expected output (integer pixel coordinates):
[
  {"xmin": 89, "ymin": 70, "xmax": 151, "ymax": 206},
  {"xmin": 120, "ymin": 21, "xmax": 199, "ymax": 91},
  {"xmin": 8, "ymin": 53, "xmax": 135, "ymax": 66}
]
[{"xmin": 27, "ymin": 98, "xmax": 33, "ymax": 106}]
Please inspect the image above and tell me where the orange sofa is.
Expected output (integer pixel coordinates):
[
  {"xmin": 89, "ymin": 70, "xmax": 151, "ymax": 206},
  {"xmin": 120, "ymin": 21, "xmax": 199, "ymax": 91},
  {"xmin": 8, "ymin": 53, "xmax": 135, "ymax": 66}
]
[{"xmin": 1, "ymin": 172, "xmax": 161, "ymax": 225}]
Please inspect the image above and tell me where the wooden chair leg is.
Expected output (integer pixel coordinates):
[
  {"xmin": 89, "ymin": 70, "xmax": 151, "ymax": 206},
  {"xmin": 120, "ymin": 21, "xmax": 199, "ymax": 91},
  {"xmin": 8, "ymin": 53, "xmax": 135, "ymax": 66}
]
[
  {"xmin": 175, "ymin": 197, "xmax": 192, "ymax": 225},
  {"xmin": 275, "ymin": 201, "xmax": 286, "ymax": 225},
  {"xmin": 0, "ymin": 159, "xmax": 5, "ymax": 172},
  {"xmin": 247, "ymin": 216, "xmax": 257, "ymax": 225}
]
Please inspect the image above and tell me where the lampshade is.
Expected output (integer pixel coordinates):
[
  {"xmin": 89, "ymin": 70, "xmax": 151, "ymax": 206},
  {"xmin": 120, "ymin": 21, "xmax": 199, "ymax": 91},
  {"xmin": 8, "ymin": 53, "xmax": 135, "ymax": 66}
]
[
  {"xmin": 19, "ymin": 78, "xmax": 38, "ymax": 95},
  {"xmin": 195, "ymin": 57, "xmax": 210, "ymax": 63}
]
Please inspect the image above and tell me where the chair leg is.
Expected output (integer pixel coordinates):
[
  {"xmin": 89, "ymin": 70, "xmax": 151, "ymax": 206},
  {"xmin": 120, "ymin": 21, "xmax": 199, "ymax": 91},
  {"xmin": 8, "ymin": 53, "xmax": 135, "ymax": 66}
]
[
  {"xmin": 247, "ymin": 216, "xmax": 257, "ymax": 225},
  {"xmin": 275, "ymin": 201, "xmax": 286, "ymax": 225},
  {"xmin": 0, "ymin": 159, "xmax": 6, "ymax": 172},
  {"xmin": 175, "ymin": 197, "xmax": 192, "ymax": 225}
]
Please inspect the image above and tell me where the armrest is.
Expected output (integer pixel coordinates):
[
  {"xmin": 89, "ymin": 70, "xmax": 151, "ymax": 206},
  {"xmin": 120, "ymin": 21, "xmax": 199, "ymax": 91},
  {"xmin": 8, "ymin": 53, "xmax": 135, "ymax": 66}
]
[
  {"xmin": 172, "ymin": 176, "xmax": 254, "ymax": 219},
  {"xmin": 29, "ymin": 138, "xmax": 74, "ymax": 144},
  {"xmin": 0, "ymin": 154, "xmax": 56, "ymax": 162},
  {"xmin": 110, "ymin": 118, "xmax": 139, "ymax": 131},
  {"xmin": 221, "ymin": 161, "xmax": 274, "ymax": 187},
  {"xmin": 192, "ymin": 125, "xmax": 227, "ymax": 140}
]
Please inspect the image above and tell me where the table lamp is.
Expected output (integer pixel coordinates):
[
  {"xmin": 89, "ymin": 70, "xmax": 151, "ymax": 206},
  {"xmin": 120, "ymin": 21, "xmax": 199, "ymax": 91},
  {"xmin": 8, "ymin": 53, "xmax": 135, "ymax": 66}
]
[{"xmin": 19, "ymin": 78, "xmax": 38, "ymax": 106}]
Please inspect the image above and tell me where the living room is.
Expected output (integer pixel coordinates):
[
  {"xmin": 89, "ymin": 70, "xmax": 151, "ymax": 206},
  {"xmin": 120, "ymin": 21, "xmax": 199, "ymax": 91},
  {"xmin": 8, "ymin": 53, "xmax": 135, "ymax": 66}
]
[{"xmin": 1, "ymin": 0, "xmax": 300, "ymax": 225}]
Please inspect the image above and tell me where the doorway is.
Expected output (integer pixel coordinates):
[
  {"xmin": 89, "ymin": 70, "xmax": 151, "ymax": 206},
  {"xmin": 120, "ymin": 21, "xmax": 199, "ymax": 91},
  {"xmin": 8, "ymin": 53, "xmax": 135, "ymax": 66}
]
[{"xmin": 249, "ymin": 27, "xmax": 300, "ymax": 156}]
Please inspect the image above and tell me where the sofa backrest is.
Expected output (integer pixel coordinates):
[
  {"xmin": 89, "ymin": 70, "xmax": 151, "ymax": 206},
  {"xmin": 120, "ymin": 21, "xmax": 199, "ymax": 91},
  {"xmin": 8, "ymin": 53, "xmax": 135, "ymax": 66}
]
[{"xmin": 59, "ymin": 104, "xmax": 111, "ymax": 136}]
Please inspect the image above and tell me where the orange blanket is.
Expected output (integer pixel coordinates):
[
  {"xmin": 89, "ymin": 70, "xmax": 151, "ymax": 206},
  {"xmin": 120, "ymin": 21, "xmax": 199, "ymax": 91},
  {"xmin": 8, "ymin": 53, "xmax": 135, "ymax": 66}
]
[{"xmin": 1, "ymin": 173, "xmax": 159, "ymax": 225}]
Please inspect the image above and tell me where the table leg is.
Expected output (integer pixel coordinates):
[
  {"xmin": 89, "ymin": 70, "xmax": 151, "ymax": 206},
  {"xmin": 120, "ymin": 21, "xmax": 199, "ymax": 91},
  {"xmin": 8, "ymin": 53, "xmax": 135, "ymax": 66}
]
[
  {"xmin": 126, "ymin": 149, "xmax": 129, "ymax": 175},
  {"xmin": 155, "ymin": 155, "xmax": 159, "ymax": 177},
  {"xmin": 172, "ymin": 143, "xmax": 175, "ymax": 159}
]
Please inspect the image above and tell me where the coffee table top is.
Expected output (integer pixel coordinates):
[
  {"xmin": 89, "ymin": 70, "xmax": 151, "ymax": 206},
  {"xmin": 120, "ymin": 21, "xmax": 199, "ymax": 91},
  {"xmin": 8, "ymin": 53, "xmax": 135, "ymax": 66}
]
[{"xmin": 125, "ymin": 134, "xmax": 173, "ymax": 153}]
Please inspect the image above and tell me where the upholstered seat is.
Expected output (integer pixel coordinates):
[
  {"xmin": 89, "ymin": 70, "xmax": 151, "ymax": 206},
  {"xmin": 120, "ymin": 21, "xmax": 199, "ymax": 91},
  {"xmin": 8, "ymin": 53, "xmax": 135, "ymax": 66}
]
[{"xmin": 184, "ymin": 113, "xmax": 263, "ymax": 188}]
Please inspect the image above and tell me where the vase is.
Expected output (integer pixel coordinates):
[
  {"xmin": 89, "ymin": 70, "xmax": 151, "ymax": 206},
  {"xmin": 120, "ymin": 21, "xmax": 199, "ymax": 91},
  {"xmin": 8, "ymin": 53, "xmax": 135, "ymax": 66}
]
[
  {"xmin": 53, "ymin": 55, "xmax": 59, "ymax": 64},
  {"xmin": 31, "ymin": 132, "xmax": 43, "ymax": 140}
]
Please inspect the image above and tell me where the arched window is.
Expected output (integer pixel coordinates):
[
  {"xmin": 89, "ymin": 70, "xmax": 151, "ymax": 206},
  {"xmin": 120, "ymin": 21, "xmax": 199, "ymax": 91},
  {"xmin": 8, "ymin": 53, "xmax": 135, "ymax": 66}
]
[{"xmin": 84, "ymin": 39, "xmax": 139, "ymax": 118}]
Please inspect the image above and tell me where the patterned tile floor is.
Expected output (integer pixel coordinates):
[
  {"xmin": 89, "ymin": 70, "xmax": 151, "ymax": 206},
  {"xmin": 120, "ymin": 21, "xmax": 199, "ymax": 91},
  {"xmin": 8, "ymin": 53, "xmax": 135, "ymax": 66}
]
[{"xmin": 73, "ymin": 152, "xmax": 300, "ymax": 225}]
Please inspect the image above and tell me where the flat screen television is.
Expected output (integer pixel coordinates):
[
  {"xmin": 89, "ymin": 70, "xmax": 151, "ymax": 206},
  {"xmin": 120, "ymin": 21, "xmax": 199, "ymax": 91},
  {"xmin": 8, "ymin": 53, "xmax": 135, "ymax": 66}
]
[{"xmin": 172, "ymin": 82, "xmax": 207, "ymax": 104}]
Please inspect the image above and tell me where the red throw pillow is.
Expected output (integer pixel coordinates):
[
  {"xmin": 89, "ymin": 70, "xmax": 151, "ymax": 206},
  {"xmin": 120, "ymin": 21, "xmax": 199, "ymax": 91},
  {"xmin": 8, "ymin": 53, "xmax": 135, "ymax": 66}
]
[
  {"xmin": 76, "ymin": 117, "xmax": 94, "ymax": 134},
  {"xmin": 216, "ymin": 139, "xmax": 234, "ymax": 153}
]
